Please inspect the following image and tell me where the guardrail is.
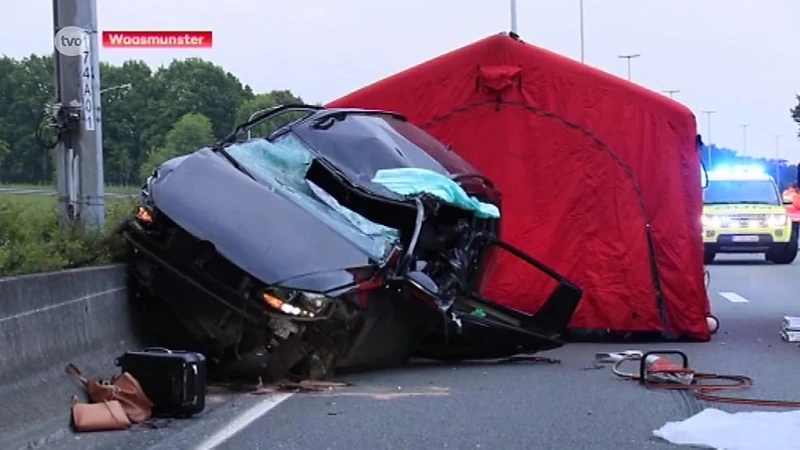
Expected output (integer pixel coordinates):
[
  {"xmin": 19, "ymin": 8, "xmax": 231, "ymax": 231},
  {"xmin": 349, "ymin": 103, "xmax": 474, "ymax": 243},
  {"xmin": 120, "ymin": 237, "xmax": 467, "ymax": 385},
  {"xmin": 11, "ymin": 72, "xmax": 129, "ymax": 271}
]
[
  {"xmin": 0, "ymin": 264, "xmax": 139, "ymax": 450},
  {"xmin": 0, "ymin": 187, "xmax": 136, "ymax": 198}
]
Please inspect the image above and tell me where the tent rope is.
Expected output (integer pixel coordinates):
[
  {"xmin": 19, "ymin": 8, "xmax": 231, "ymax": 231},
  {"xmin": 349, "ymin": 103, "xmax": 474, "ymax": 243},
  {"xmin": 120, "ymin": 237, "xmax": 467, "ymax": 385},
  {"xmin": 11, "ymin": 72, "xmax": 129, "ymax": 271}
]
[{"xmin": 422, "ymin": 100, "xmax": 673, "ymax": 333}]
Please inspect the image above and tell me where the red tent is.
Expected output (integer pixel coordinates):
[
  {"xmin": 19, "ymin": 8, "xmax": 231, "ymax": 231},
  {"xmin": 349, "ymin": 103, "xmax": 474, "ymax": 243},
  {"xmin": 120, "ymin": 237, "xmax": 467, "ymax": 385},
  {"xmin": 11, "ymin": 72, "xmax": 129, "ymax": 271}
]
[{"xmin": 328, "ymin": 32, "xmax": 711, "ymax": 341}]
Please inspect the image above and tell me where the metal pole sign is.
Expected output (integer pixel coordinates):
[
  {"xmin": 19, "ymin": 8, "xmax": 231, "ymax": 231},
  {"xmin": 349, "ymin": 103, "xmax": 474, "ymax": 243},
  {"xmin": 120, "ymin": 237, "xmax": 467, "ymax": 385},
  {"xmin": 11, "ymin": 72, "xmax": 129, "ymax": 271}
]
[{"xmin": 81, "ymin": 42, "xmax": 95, "ymax": 131}]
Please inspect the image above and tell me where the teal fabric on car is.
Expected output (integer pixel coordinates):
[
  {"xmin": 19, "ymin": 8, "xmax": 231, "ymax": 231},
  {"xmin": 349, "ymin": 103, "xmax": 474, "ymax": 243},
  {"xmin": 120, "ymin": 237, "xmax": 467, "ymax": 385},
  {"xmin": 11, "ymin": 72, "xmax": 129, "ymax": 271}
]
[{"xmin": 372, "ymin": 167, "xmax": 500, "ymax": 219}]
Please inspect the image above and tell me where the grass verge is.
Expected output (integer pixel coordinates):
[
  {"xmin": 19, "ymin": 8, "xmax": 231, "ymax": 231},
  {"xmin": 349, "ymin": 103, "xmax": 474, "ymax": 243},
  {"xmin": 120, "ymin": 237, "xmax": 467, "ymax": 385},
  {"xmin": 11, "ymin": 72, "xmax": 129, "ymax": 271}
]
[{"xmin": 0, "ymin": 193, "xmax": 135, "ymax": 277}]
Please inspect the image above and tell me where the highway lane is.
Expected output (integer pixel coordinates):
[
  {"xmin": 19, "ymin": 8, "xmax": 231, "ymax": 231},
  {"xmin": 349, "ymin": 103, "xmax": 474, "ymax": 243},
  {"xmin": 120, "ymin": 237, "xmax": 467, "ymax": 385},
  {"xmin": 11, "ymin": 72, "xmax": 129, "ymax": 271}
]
[
  {"xmin": 47, "ymin": 254, "xmax": 800, "ymax": 449},
  {"xmin": 206, "ymin": 255, "xmax": 800, "ymax": 450}
]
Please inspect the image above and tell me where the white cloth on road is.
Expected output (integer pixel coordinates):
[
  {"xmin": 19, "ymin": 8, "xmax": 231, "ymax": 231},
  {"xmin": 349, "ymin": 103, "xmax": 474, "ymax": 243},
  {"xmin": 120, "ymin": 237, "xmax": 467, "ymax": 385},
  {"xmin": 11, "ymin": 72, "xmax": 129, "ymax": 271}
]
[{"xmin": 653, "ymin": 407, "xmax": 800, "ymax": 449}]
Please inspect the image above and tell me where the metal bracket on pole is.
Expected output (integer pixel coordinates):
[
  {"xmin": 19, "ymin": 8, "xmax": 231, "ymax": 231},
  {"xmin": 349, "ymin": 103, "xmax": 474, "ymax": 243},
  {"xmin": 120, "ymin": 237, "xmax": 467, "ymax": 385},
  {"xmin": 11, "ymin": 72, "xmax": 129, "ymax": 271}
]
[{"xmin": 53, "ymin": 100, "xmax": 82, "ymax": 221}]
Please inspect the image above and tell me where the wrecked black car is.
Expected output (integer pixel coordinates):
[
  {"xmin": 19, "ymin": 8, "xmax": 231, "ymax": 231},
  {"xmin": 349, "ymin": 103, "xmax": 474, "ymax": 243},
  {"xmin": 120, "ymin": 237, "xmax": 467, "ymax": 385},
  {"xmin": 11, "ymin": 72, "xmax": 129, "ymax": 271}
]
[{"xmin": 122, "ymin": 104, "xmax": 583, "ymax": 382}]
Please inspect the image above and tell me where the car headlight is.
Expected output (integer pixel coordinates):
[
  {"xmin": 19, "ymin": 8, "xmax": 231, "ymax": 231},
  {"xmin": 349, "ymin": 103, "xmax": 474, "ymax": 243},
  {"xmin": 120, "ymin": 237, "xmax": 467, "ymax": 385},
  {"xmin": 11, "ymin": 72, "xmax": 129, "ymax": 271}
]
[
  {"xmin": 133, "ymin": 204, "xmax": 154, "ymax": 225},
  {"xmin": 767, "ymin": 214, "xmax": 787, "ymax": 226},
  {"xmin": 260, "ymin": 288, "xmax": 331, "ymax": 318},
  {"xmin": 702, "ymin": 214, "xmax": 721, "ymax": 227}
]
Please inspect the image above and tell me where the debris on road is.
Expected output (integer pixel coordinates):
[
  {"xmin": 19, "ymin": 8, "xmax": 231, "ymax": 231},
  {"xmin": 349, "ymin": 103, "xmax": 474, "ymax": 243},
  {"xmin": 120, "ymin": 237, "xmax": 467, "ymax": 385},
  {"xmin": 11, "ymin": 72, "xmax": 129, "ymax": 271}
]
[
  {"xmin": 309, "ymin": 386, "xmax": 450, "ymax": 401},
  {"xmin": 780, "ymin": 316, "xmax": 800, "ymax": 342},
  {"xmin": 250, "ymin": 379, "xmax": 450, "ymax": 400},
  {"xmin": 251, "ymin": 380, "xmax": 352, "ymax": 394}
]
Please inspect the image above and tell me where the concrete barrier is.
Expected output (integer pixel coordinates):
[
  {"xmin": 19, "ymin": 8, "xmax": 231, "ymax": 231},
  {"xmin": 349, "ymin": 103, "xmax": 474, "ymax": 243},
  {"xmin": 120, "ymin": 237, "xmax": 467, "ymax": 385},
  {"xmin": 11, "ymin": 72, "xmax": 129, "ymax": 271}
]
[{"xmin": 0, "ymin": 264, "xmax": 140, "ymax": 450}]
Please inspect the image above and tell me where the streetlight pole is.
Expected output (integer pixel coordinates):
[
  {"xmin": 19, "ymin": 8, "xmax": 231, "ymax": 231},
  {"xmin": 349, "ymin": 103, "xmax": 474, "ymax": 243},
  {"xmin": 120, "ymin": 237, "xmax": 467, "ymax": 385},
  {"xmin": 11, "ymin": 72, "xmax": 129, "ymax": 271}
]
[
  {"xmin": 618, "ymin": 54, "xmax": 640, "ymax": 81},
  {"xmin": 579, "ymin": 0, "xmax": 585, "ymax": 63},
  {"xmin": 741, "ymin": 124, "xmax": 749, "ymax": 156},
  {"xmin": 775, "ymin": 134, "xmax": 781, "ymax": 188},
  {"xmin": 701, "ymin": 110, "xmax": 715, "ymax": 167},
  {"xmin": 510, "ymin": 0, "xmax": 518, "ymax": 35},
  {"xmin": 662, "ymin": 89, "xmax": 679, "ymax": 98}
]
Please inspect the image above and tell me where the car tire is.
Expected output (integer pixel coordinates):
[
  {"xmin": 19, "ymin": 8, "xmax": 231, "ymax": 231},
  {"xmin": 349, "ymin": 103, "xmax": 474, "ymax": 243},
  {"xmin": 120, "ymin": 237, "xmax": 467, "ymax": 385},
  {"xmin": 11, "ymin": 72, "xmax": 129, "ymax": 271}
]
[
  {"xmin": 704, "ymin": 251, "xmax": 716, "ymax": 265},
  {"xmin": 766, "ymin": 236, "xmax": 799, "ymax": 265},
  {"xmin": 707, "ymin": 315, "xmax": 720, "ymax": 334}
]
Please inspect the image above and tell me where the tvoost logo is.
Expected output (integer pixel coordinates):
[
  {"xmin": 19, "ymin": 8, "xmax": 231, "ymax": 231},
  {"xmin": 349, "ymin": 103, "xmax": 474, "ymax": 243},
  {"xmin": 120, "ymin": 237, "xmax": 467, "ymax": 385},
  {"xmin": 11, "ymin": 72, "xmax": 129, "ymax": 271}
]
[{"xmin": 54, "ymin": 26, "xmax": 89, "ymax": 56}]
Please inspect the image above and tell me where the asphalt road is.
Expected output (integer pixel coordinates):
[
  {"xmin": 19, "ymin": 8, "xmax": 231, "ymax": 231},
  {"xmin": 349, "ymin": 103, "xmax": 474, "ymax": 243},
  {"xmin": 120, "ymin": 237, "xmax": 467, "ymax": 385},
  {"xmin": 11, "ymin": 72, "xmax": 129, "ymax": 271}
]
[{"xmin": 48, "ymin": 254, "xmax": 800, "ymax": 450}]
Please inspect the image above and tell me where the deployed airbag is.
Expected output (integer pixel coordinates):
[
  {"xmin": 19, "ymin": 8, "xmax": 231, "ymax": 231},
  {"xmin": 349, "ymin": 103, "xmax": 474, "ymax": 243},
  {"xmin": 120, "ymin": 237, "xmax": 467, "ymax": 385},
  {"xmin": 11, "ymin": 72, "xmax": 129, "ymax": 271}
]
[{"xmin": 371, "ymin": 167, "xmax": 501, "ymax": 219}]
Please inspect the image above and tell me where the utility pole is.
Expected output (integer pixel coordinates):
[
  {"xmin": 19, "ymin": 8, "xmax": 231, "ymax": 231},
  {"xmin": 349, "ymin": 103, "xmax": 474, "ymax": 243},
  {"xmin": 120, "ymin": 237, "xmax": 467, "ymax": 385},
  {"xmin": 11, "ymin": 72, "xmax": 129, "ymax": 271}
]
[
  {"xmin": 52, "ymin": 0, "xmax": 105, "ymax": 229},
  {"xmin": 510, "ymin": 0, "xmax": 518, "ymax": 35},
  {"xmin": 701, "ymin": 110, "xmax": 715, "ymax": 166},
  {"xmin": 579, "ymin": 0, "xmax": 585, "ymax": 63},
  {"xmin": 618, "ymin": 54, "xmax": 640, "ymax": 81},
  {"xmin": 662, "ymin": 89, "xmax": 679, "ymax": 98},
  {"xmin": 741, "ymin": 124, "xmax": 749, "ymax": 156}
]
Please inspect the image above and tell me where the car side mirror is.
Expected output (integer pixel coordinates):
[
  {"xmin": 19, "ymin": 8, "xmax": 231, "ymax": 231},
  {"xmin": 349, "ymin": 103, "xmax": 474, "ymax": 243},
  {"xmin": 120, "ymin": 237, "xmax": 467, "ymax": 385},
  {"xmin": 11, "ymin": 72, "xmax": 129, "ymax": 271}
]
[
  {"xmin": 700, "ymin": 164, "xmax": 708, "ymax": 189},
  {"xmin": 406, "ymin": 270, "xmax": 439, "ymax": 297}
]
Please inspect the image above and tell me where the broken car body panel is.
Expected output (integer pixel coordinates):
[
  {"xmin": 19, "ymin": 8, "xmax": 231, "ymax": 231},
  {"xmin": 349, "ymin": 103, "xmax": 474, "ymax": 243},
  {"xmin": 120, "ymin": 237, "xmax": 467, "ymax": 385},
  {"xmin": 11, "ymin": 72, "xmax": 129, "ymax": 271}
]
[{"xmin": 123, "ymin": 104, "xmax": 583, "ymax": 381}]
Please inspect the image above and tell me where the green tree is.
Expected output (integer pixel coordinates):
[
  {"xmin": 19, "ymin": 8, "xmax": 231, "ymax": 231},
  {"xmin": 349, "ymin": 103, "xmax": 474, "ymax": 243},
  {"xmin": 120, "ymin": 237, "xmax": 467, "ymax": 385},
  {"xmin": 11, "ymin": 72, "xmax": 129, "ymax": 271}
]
[
  {"xmin": 0, "ymin": 54, "xmax": 56, "ymax": 184},
  {"xmin": 138, "ymin": 112, "xmax": 215, "ymax": 180},
  {"xmin": 0, "ymin": 53, "xmax": 306, "ymax": 186},
  {"xmin": 791, "ymin": 95, "xmax": 800, "ymax": 138},
  {"xmin": 100, "ymin": 60, "xmax": 159, "ymax": 185},
  {"xmin": 145, "ymin": 58, "xmax": 253, "ymax": 149}
]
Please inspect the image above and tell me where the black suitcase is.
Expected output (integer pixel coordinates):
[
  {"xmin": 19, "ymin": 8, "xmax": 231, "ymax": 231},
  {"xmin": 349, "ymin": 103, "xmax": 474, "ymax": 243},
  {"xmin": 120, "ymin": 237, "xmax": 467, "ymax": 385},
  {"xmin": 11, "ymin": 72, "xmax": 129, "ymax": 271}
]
[{"xmin": 115, "ymin": 347, "xmax": 207, "ymax": 417}]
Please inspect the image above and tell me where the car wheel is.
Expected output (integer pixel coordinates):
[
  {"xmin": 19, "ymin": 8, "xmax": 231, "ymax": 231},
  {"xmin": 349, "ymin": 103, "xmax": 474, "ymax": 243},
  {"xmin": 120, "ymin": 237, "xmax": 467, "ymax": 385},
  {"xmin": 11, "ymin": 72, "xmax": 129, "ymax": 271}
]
[
  {"xmin": 766, "ymin": 237, "xmax": 799, "ymax": 265},
  {"xmin": 707, "ymin": 315, "xmax": 720, "ymax": 334},
  {"xmin": 704, "ymin": 251, "xmax": 716, "ymax": 265}
]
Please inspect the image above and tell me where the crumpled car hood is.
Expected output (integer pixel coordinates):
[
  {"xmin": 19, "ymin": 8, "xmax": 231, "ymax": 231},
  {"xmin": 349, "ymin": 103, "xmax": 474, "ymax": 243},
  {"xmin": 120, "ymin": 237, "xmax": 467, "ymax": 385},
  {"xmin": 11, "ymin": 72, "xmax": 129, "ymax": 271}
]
[{"xmin": 148, "ymin": 148, "xmax": 394, "ymax": 287}]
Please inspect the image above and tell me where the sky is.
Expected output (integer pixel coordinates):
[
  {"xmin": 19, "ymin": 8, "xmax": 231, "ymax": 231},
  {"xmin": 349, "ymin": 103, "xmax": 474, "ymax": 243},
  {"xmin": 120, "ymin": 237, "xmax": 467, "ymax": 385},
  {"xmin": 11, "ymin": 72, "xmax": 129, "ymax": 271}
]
[{"xmin": 4, "ymin": 0, "xmax": 800, "ymax": 161}]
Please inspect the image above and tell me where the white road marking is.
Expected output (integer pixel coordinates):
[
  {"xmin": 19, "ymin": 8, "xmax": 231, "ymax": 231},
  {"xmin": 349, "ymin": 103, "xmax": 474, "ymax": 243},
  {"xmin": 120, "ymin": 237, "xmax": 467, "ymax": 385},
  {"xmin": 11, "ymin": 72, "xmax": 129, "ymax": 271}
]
[
  {"xmin": 719, "ymin": 292, "xmax": 750, "ymax": 303},
  {"xmin": 195, "ymin": 393, "xmax": 294, "ymax": 450}
]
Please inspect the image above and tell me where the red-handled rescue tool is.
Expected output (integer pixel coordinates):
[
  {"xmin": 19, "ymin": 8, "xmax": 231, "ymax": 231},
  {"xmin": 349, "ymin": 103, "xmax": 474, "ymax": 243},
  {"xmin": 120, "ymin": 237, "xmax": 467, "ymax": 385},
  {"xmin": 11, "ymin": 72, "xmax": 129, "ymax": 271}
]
[{"xmin": 638, "ymin": 350, "xmax": 694, "ymax": 386}]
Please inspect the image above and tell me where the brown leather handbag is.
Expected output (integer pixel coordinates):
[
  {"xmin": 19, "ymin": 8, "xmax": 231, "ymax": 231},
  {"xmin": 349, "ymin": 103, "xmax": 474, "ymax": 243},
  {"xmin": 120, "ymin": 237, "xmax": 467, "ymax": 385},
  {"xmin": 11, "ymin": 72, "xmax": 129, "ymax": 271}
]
[
  {"xmin": 66, "ymin": 364, "xmax": 154, "ymax": 423},
  {"xmin": 71, "ymin": 397, "xmax": 132, "ymax": 432}
]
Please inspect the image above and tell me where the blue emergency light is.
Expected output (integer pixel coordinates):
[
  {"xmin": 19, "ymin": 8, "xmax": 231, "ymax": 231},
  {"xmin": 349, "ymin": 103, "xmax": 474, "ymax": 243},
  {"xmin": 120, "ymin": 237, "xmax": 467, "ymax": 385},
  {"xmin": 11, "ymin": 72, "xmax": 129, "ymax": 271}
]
[{"xmin": 707, "ymin": 165, "xmax": 765, "ymax": 178}]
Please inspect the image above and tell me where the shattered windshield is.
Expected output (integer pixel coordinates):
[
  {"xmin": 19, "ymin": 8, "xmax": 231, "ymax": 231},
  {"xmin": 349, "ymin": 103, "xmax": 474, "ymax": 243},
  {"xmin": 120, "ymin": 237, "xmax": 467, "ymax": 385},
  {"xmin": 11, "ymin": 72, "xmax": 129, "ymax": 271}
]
[{"xmin": 224, "ymin": 135, "xmax": 400, "ymax": 261}]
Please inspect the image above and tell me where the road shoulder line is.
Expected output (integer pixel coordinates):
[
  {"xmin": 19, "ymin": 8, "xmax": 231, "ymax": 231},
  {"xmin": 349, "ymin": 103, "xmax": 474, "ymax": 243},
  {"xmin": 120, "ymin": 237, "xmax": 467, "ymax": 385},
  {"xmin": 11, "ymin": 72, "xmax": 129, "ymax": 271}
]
[{"xmin": 195, "ymin": 393, "xmax": 294, "ymax": 450}]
